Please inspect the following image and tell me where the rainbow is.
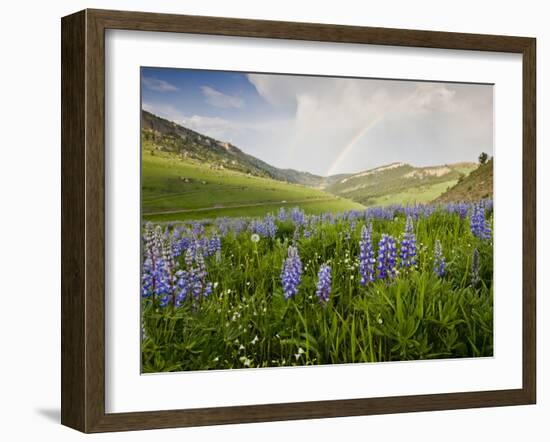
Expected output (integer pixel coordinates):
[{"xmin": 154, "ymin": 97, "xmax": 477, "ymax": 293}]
[{"xmin": 325, "ymin": 87, "xmax": 420, "ymax": 176}]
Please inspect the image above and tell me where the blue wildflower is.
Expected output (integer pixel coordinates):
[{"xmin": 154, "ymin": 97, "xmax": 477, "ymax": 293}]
[
  {"xmin": 434, "ymin": 240, "xmax": 445, "ymax": 277},
  {"xmin": 359, "ymin": 223, "xmax": 375, "ymax": 285},
  {"xmin": 208, "ymin": 232, "xmax": 222, "ymax": 256},
  {"xmin": 399, "ymin": 216, "xmax": 417, "ymax": 269},
  {"xmin": 264, "ymin": 214, "xmax": 278, "ymax": 239},
  {"xmin": 377, "ymin": 234, "xmax": 397, "ymax": 280},
  {"xmin": 470, "ymin": 203, "xmax": 491, "ymax": 240},
  {"xmin": 281, "ymin": 246, "xmax": 302, "ymax": 299},
  {"xmin": 316, "ymin": 263, "xmax": 332, "ymax": 304},
  {"xmin": 290, "ymin": 207, "xmax": 306, "ymax": 227},
  {"xmin": 174, "ymin": 270, "xmax": 189, "ymax": 306}
]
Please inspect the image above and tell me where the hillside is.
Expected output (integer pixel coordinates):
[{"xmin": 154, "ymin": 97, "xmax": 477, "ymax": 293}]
[
  {"xmin": 141, "ymin": 145, "xmax": 365, "ymax": 223},
  {"xmin": 142, "ymin": 110, "xmax": 325, "ymax": 187},
  {"xmin": 141, "ymin": 110, "xmax": 485, "ymax": 211},
  {"xmin": 434, "ymin": 159, "xmax": 493, "ymax": 203},
  {"xmin": 325, "ymin": 161, "xmax": 477, "ymax": 207}
]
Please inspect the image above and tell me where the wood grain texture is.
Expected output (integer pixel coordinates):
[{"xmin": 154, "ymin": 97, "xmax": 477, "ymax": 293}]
[
  {"xmin": 61, "ymin": 8, "xmax": 537, "ymax": 433},
  {"xmin": 61, "ymin": 10, "xmax": 86, "ymax": 431}
]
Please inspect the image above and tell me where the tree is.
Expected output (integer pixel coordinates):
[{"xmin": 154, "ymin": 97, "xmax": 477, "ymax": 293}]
[{"xmin": 478, "ymin": 152, "xmax": 488, "ymax": 165}]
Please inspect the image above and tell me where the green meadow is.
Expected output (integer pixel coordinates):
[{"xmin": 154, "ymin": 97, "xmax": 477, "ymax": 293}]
[{"xmin": 142, "ymin": 147, "xmax": 365, "ymax": 223}]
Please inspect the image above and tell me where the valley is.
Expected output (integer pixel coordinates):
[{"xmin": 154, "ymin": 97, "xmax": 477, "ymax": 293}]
[{"xmin": 141, "ymin": 110, "xmax": 490, "ymax": 222}]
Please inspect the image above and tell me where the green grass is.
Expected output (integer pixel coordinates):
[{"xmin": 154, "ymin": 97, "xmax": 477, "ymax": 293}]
[
  {"xmin": 142, "ymin": 148, "xmax": 364, "ymax": 221},
  {"xmin": 368, "ymin": 180, "xmax": 458, "ymax": 207},
  {"xmin": 326, "ymin": 163, "xmax": 477, "ymax": 207},
  {"xmin": 144, "ymin": 199, "xmax": 365, "ymax": 223},
  {"xmin": 141, "ymin": 208, "xmax": 493, "ymax": 372}
]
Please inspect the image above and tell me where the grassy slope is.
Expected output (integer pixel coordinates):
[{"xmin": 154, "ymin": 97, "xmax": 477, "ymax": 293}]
[
  {"xmin": 326, "ymin": 163, "xmax": 477, "ymax": 207},
  {"xmin": 142, "ymin": 148, "xmax": 365, "ymax": 222},
  {"xmin": 368, "ymin": 180, "xmax": 458, "ymax": 207},
  {"xmin": 435, "ymin": 160, "xmax": 493, "ymax": 203}
]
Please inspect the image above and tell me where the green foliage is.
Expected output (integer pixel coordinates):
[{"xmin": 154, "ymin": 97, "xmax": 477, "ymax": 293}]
[
  {"xmin": 436, "ymin": 159, "xmax": 493, "ymax": 203},
  {"xmin": 141, "ymin": 211, "xmax": 493, "ymax": 372}
]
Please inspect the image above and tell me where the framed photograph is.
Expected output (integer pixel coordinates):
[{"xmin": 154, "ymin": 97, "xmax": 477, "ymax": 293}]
[{"xmin": 61, "ymin": 9, "xmax": 536, "ymax": 433}]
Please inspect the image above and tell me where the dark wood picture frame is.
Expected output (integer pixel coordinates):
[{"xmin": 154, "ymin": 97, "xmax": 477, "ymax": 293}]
[{"xmin": 61, "ymin": 8, "xmax": 536, "ymax": 433}]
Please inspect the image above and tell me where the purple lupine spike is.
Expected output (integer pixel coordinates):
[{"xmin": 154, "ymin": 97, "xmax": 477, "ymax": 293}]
[
  {"xmin": 278, "ymin": 207, "xmax": 287, "ymax": 222},
  {"xmin": 281, "ymin": 246, "xmax": 302, "ymax": 299},
  {"xmin": 208, "ymin": 232, "xmax": 221, "ymax": 256},
  {"xmin": 377, "ymin": 234, "xmax": 397, "ymax": 280},
  {"xmin": 192, "ymin": 222, "xmax": 204, "ymax": 237},
  {"xmin": 155, "ymin": 258, "xmax": 173, "ymax": 307},
  {"xmin": 399, "ymin": 216, "xmax": 417, "ymax": 269},
  {"xmin": 359, "ymin": 223, "xmax": 375, "ymax": 285},
  {"xmin": 433, "ymin": 240, "xmax": 445, "ymax": 277},
  {"xmin": 470, "ymin": 203, "xmax": 491, "ymax": 240},
  {"xmin": 184, "ymin": 247, "xmax": 194, "ymax": 269},
  {"xmin": 174, "ymin": 269, "xmax": 189, "ymax": 306},
  {"xmin": 290, "ymin": 207, "xmax": 306, "ymax": 227},
  {"xmin": 264, "ymin": 214, "xmax": 278, "ymax": 239},
  {"xmin": 315, "ymin": 263, "xmax": 332, "ymax": 304}
]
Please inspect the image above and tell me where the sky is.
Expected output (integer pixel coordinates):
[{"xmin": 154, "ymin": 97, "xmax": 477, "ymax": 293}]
[{"xmin": 141, "ymin": 67, "xmax": 493, "ymax": 177}]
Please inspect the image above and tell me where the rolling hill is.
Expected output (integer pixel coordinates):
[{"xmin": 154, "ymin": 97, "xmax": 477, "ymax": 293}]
[
  {"xmin": 434, "ymin": 159, "xmax": 493, "ymax": 203},
  {"xmin": 142, "ymin": 110, "xmax": 325, "ymax": 187},
  {"xmin": 141, "ymin": 142, "xmax": 364, "ymax": 223},
  {"xmin": 324, "ymin": 161, "xmax": 477, "ymax": 206},
  {"xmin": 141, "ymin": 110, "xmax": 488, "ymax": 220}
]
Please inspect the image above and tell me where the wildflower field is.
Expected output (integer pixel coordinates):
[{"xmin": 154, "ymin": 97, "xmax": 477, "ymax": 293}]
[{"xmin": 141, "ymin": 201, "xmax": 493, "ymax": 373}]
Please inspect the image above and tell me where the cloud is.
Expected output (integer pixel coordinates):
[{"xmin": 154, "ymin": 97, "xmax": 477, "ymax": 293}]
[
  {"xmin": 183, "ymin": 115, "xmax": 236, "ymax": 140},
  {"xmin": 201, "ymin": 86, "xmax": 244, "ymax": 109},
  {"xmin": 142, "ymin": 101, "xmax": 241, "ymax": 142},
  {"xmin": 142, "ymin": 77, "xmax": 179, "ymax": 92},
  {"xmin": 246, "ymin": 74, "xmax": 493, "ymax": 175},
  {"xmin": 144, "ymin": 74, "xmax": 493, "ymax": 176}
]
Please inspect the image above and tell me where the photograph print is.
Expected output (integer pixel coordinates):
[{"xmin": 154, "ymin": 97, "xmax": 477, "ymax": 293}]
[{"xmin": 140, "ymin": 67, "xmax": 494, "ymax": 373}]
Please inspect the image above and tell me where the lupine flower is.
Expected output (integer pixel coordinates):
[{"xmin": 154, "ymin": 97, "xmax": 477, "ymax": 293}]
[
  {"xmin": 184, "ymin": 247, "xmax": 194, "ymax": 269},
  {"xmin": 264, "ymin": 214, "xmax": 278, "ymax": 239},
  {"xmin": 471, "ymin": 248, "xmax": 480, "ymax": 287},
  {"xmin": 281, "ymin": 246, "xmax": 302, "ymax": 299},
  {"xmin": 315, "ymin": 263, "xmax": 332, "ymax": 303},
  {"xmin": 483, "ymin": 199, "xmax": 494, "ymax": 213},
  {"xmin": 208, "ymin": 232, "xmax": 221, "ymax": 256},
  {"xmin": 400, "ymin": 216, "xmax": 417, "ymax": 269},
  {"xmin": 216, "ymin": 217, "xmax": 231, "ymax": 237},
  {"xmin": 470, "ymin": 203, "xmax": 491, "ymax": 240},
  {"xmin": 278, "ymin": 207, "xmax": 286, "ymax": 222},
  {"xmin": 290, "ymin": 207, "xmax": 306, "ymax": 227},
  {"xmin": 433, "ymin": 240, "xmax": 445, "ymax": 277},
  {"xmin": 359, "ymin": 223, "xmax": 375, "ymax": 285},
  {"xmin": 174, "ymin": 270, "xmax": 189, "ymax": 306},
  {"xmin": 192, "ymin": 222, "xmax": 204, "ymax": 237},
  {"xmin": 155, "ymin": 258, "xmax": 173, "ymax": 307},
  {"xmin": 377, "ymin": 234, "xmax": 397, "ymax": 280}
]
